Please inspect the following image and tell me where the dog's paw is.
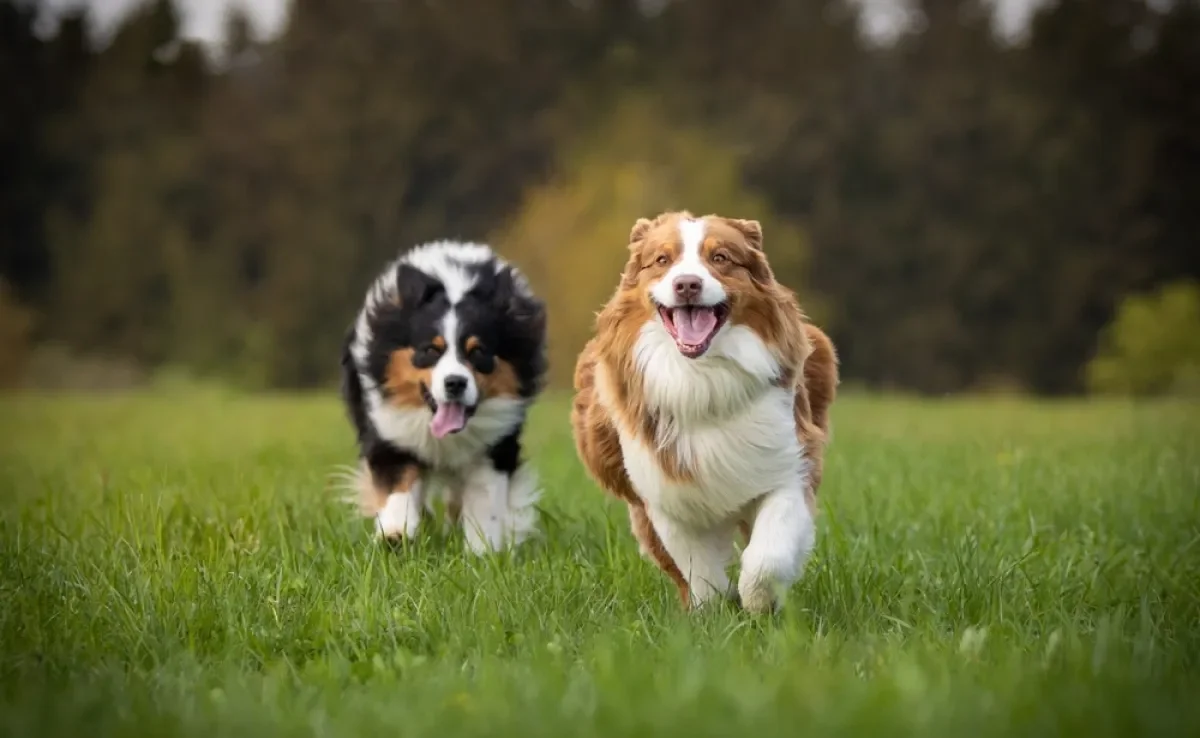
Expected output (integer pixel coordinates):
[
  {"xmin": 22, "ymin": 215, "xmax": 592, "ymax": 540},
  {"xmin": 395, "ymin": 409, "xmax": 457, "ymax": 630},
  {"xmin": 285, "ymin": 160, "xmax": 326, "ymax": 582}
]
[
  {"xmin": 376, "ymin": 492, "xmax": 422, "ymax": 541},
  {"xmin": 736, "ymin": 571, "xmax": 776, "ymax": 614},
  {"xmin": 737, "ymin": 549, "xmax": 788, "ymax": 614}
]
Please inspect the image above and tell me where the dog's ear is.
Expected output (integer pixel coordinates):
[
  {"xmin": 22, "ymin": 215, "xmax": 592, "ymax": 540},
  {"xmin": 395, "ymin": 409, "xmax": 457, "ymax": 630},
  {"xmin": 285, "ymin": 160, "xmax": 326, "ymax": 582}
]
[
  {"xmin": 493, "ymin": 264, "xmax": 547, "ymax": 346},
  {"xmin": 727, "ymin": 218, "xmax": 773, "ymax": 283},
  {"xmin": 619, "ymin": 251, "xmax": 643, "ymax": 290},
  {"xmin": 492, "ymin": 264, "xmax": 548, "ymax": 392},
  {"xmin": 745, "ymin": 247, "xmax": 775, "ymax": 286},
  {"xmin": 629, "ymin": 217, "xmax": 654, "ymax": 245},
  {"xmin": 621, "ymin": 217, "xmax": 657, "ymax": 288},
  {"xmin": 395, "ymin": 263, "xmax": 444, "ymax": 307},
  {"xmin": 725, "ymin": 218, "xmax": 764, "ymax": 251}
]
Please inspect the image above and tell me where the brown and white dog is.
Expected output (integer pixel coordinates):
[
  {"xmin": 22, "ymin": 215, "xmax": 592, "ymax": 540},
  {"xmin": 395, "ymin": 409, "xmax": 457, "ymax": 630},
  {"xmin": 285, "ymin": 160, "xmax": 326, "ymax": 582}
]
[{"xmin": 571, "ymin": 211, "xmax": 838, "ymax": 612}]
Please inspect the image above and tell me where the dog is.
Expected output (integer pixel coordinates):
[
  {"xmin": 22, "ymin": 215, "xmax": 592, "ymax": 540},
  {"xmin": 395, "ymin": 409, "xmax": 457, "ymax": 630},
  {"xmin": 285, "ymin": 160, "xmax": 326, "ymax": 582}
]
[
  {"xmin": 571, "ymin": 211, "xmax": 838, "ymax": 612},
  {"xmin": 340, "ymin": 240, "xmax": 547, "ymax": 553}
]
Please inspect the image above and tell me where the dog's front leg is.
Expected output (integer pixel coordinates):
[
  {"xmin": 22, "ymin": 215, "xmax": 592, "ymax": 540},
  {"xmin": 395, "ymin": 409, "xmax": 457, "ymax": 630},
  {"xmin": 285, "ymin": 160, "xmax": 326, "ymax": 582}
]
[
  {"xmin": 460, "ymin": 465, "xmax": 508, "ymax": 554},
  {"xmin": 375, "ymin": 469, "xmax": 425, "ymax": 541},
  {"xmin": 737, "ymin": 484, "xmax": 815, "ymax": 613},
  {"xmin": 646, "ymin": 506, "xmax": 735, "ymax": 608},
  {"xmin": 459, "ymin": 463, "xmax": 541, "ymax": 554}
]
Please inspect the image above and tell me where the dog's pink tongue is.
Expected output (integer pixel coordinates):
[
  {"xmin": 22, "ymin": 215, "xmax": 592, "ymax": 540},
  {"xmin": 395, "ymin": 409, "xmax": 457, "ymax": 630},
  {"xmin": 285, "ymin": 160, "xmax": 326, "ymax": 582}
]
[
  {"xmin": 674, "ymin": 307, "xmax": 718, "ymax": 345},
  {"xmin": 430, "ymin": 403, "xmax": 467, "ymax": 438}
]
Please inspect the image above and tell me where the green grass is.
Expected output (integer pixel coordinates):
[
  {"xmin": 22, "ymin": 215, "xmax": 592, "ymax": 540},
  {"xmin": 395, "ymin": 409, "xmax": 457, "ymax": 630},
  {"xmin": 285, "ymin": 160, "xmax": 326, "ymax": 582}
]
[{"xmin": 1, "ymin": 391, "xmax": 1198, "ymax": 737}]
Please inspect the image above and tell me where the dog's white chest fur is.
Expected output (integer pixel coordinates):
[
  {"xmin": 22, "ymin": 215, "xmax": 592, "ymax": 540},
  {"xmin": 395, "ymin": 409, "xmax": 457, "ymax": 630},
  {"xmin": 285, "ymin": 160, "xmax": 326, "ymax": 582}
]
[
  {"xmin": 605, "ymin": 322, "xmax": 807, "ymax": 529},
  {"xmin": 622, "ymin": 387, "xmax": 803, "ymax": 528}
]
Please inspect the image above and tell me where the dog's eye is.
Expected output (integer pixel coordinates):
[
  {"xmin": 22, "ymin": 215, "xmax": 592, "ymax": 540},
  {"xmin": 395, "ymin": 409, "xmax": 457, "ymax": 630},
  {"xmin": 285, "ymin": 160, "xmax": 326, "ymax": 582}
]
[
  {"xmin": 417, "ymin": 345, "xmax": 443, "ymax": 363},
  {"xmin": 655, "ymin": 254, "xmax": 670, "ymax": 266},
  {"xmin": 712, "ymin": 251, "xmax": 729, "ymax": 264}
]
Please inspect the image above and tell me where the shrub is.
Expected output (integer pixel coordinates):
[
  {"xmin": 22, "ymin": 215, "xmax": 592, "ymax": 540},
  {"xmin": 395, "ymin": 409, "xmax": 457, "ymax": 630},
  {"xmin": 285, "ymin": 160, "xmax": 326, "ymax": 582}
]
[{"xmin": 1087, "ymin": 280, "xmax": 1200, "ymax": 397}]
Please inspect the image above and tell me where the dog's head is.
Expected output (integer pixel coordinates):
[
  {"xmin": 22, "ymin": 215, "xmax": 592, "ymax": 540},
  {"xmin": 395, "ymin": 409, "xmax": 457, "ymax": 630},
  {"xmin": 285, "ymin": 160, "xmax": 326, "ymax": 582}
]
[
  {"xmin": 362, "ymin": 246, "xmax": 546, "ymax": 438},
  {"xmin": 615, "ymin": 211, "xmax": 777, "ymax": 359}
]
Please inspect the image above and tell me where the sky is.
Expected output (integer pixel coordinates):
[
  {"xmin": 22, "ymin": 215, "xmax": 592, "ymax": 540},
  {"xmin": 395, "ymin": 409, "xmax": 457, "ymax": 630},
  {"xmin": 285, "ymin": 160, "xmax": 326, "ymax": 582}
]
[{"xmin": 39, "ymin": 0, "xmax": 1047, "ymax": 46}]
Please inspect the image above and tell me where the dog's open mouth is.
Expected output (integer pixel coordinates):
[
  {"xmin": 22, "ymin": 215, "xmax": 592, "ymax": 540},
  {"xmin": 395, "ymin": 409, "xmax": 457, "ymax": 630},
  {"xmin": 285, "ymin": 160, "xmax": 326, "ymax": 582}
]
[
  {"xmin": 420, "ymin": 383, "xmax": 476, "ymax": 439},
  {"xmin": 658, "ymin": 303, "xmax": 730, "ymax": 358}
]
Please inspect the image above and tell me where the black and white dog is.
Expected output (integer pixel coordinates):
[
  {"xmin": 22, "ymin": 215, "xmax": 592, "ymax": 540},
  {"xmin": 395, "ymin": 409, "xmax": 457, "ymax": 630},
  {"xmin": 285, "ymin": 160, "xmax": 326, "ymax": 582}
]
[{"xmin": 340, "ymin": 241, "xmax": 547, "ymax": 553}]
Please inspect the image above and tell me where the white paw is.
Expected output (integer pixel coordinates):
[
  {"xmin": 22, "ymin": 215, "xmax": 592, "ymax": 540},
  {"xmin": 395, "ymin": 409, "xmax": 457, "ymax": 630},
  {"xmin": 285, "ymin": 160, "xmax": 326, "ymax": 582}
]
[
  {"xmin": 376, "ymin": 491, "xmax": 422, "ymax": 540},
  {"xmin": 460, "ymin": 463, "xmax": 541, "ymax": 555},
  {"xmin": 736, "ymin": 567, "xmax": 781, "ymax": 614},
  {"xmin": 736, "ymin": 486, "xmax": 814, "ymax": 613},
  {"xmin": 737, "ymin": 544, "xmax": 792, "ymax": 613}
]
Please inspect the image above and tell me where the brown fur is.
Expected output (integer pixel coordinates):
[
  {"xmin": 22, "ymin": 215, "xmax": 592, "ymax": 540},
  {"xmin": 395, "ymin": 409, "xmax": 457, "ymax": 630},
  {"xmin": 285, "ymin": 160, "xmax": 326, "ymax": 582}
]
[
  {"xmin": 355, "ymin": 461, "xmax": 421, "ymax": 517},
  {"xmin": 571, "ymin": 339, "xmax": 690, "ymax": 602},
  {"xmin": 570, "ymin": 210, "xmax": 839, "ymax": 608},
  {"xmin": 628, "ymin": 500, "xmax": 691, "ymax": 606},
  {"xmin": 384, "ymin": 348, "xmax": 433, "ymax": 409},
  {"xmin": 797, "ymin": 323, "xmax": 838, "ymax": 499},
  {"xmin": 386, "ymin": 341, "xmax": 522, "ymax": 409},
  {"xmin": 476, "ymin": 357, "xmax": 521, "ymax": 400}
]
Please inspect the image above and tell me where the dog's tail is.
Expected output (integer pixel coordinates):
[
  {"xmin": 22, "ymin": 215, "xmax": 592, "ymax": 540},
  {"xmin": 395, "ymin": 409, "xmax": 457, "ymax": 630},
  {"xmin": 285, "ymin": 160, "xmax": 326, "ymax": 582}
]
[
  {"xmin": 802, "ymin": 323, "xmax": 839, "ymax": 436},
  {"xmin": 328, "ymin": 461, "xmax": 386, "ymax": 517}
]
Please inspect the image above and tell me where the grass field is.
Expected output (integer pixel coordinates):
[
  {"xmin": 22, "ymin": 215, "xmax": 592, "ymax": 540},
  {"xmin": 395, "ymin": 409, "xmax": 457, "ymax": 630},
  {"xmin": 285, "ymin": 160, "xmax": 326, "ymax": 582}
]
[{"xmin": 1, "ymin": 391, "xmax": 1198, "ymax": 737}]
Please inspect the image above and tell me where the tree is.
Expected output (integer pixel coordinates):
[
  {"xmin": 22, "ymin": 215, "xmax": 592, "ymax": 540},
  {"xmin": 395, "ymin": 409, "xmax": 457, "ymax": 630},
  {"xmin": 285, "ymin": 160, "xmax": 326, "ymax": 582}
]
[
  {"xmin": 9, "ymin": 0, "xmax": 1197, "ymax": 394},
  {"xmin": 493, "ymin": 93, "xmax": 808, "ymax": 385},
  {"xmin": 43, "ymin": 0, "xmax": 209, "ymax": 365},
  {"xmin": 0, "ymin": 277, "xmax": 33, "ymax": 387},
  {"xmin": 0, "ymin": 2, "xmax": 91, "ymax": 306}
]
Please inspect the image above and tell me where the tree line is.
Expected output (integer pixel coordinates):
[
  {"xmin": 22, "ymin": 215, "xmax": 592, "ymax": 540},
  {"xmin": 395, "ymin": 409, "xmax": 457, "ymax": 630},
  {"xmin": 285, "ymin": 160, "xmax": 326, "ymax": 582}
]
[{"xmin": 1, "ymin": 0, "xmax": 1196, "ymax": 393}]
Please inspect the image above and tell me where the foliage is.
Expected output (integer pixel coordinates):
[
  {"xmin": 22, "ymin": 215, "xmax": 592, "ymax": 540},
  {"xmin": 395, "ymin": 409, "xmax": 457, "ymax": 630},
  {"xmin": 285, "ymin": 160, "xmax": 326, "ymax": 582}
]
[
  {"xmin": 494, "ymin": 94, "xmax": 807, "ymax": 385},
  {"xmin": 0, "ymin": 278, "xmax": 33, "ymax": 387},
  {"xmin": 1087, "ymin": 280, "xmax": 1200, "ymax": 397},
  {"xmin": 1, "ymin": 0, "xmax": 1198, "ymax": 393},
  {"xmin": 1, "ymin": 394, "xmax": 1198, "ymax": 734}
]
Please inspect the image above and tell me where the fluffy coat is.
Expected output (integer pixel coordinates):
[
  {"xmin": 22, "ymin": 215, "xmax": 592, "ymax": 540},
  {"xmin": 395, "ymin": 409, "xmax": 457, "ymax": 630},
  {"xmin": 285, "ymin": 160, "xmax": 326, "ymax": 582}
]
[
  {"xmin": 571, "ymin": 212, "xmax": 838, "ymax": 611},
  {"xmin": 341, "ymin": 241, "xmax": 547, "ymax": 553}
]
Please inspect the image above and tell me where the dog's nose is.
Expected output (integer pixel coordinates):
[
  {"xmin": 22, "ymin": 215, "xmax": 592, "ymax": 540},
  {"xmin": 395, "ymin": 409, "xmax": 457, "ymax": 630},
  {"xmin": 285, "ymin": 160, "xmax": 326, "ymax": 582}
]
[
  {"xmin": 673, "ymin": 275, "xmax": 703, "ymax": 302},
  {"xmin": 443, "ymin": 375, "xmax": 468, "ymax": 399}
]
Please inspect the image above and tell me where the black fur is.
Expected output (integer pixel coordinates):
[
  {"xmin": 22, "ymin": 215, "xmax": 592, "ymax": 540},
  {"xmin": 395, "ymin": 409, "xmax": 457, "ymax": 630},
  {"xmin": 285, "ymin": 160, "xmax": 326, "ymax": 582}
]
[{"xmin": 487, "ymin": 431, "xmax": 523, "ymax": 475}]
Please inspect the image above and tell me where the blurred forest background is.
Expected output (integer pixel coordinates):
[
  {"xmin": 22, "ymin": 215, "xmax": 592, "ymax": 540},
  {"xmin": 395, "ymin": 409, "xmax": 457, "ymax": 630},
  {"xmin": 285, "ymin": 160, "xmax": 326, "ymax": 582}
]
[{"xmin": 1, "ymin": 0, "xmax": 1197, "ymax": 395}]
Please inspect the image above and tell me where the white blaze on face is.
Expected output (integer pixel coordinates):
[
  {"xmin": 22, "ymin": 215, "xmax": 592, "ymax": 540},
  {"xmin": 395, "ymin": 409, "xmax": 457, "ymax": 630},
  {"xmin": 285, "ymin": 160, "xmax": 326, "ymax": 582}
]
[
  {"xmin": 648, "ymin": 218, "xmax": 732, "ymax": 358},
  {"xmin": 429, "ymin": 308, "xmax": 479, "ymax": 438},
  {"xmin": 650, "ymin": 218, "xmax": 728, "ymax": 308}
]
